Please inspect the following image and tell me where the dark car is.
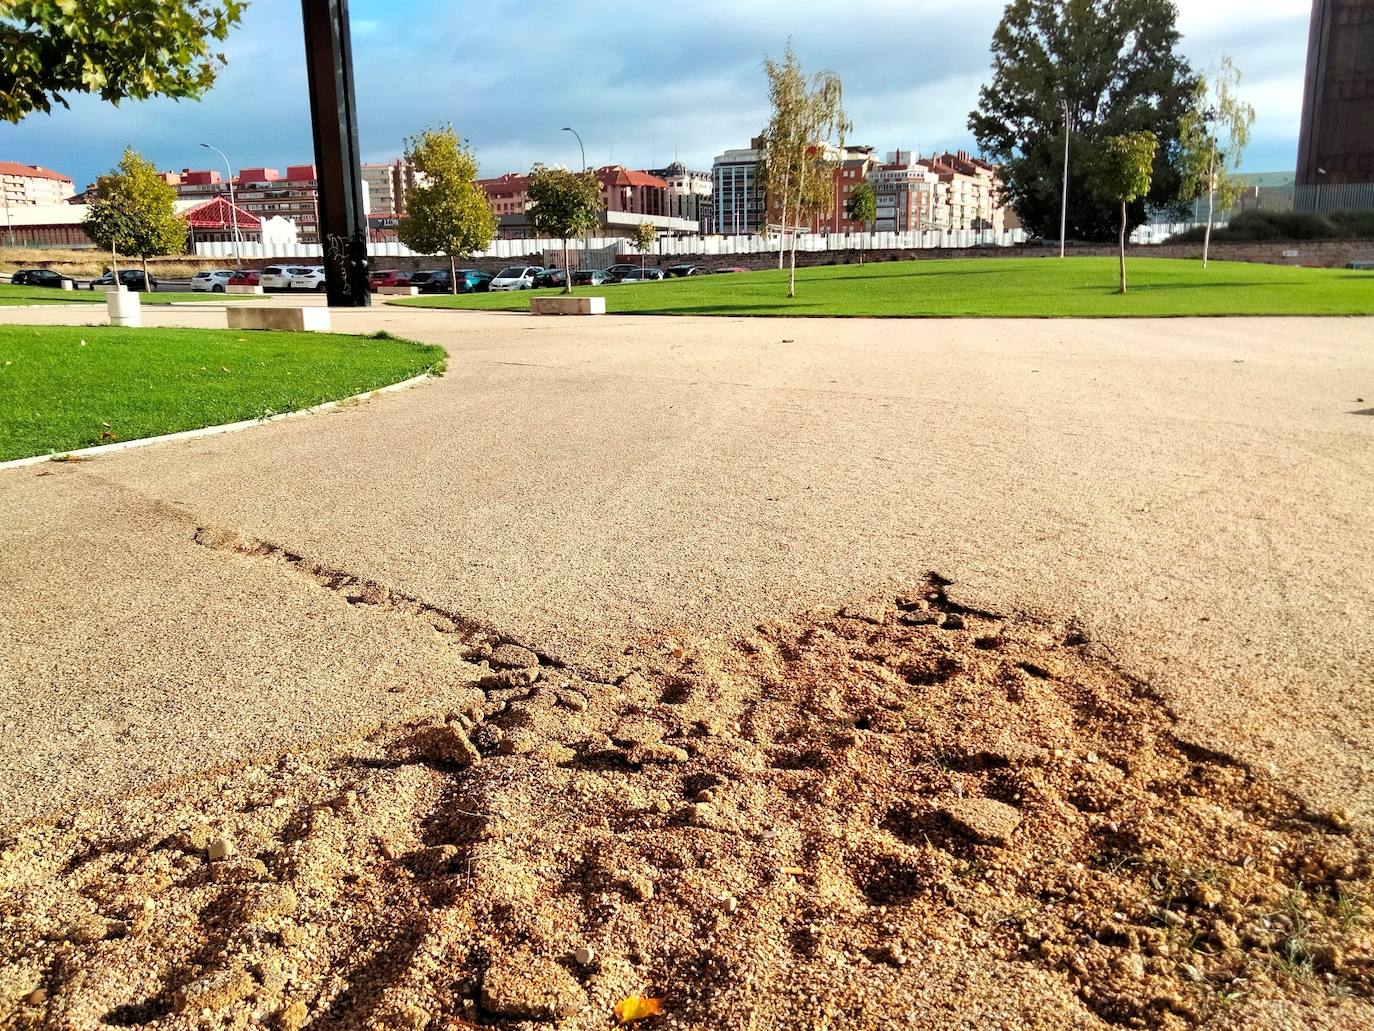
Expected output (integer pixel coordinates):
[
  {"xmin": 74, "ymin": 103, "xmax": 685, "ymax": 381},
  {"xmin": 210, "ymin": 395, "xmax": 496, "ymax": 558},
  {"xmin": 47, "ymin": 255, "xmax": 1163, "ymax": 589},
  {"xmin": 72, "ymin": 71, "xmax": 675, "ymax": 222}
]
[
  {"xmin": 666, "ymin": 264, "xmax": 711, "ymax": 277},
  {"xmin": 12, "ymin": 268, "xmax": 77, "ymax": 289},
  {"xmin": 601, "ymin": 263, "xmax": 640, "ymax": 284},
  {"xmin": 408, "ymin": 269, "xmax": 453, "ymax": 294},
  {"xmin": 714, "ymin": 266, "xmax": 750, "ymax": 274},
  {"xmin": 532, "ymin": 268, "xmax": 567, "ymax": 288},
  {"xmin": 621, "ymin": 267, "xmax": 665, "ymax": 283},
  {"xmin": 572, "ymin": 269, "xmax": 607, "ymax": 287},
  {"xmin": 90, "ymin": 270, "xmax": 158, "ymax": 292}
]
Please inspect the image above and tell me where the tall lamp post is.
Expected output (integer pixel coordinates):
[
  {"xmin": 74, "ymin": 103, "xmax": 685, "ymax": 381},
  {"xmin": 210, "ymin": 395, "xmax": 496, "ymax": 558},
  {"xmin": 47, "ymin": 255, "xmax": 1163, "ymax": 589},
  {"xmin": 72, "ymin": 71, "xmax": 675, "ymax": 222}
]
[
  {"xmin": 200, "ymin": 142, "xmax": 242, "ymax": 269},
  {"xmin": 562, "ymin": 126, "xmax": 591, "ymax": 270},
  {"xmin": 1059, "ymin": 99, "xmax": 1070, "ymax": 258}
]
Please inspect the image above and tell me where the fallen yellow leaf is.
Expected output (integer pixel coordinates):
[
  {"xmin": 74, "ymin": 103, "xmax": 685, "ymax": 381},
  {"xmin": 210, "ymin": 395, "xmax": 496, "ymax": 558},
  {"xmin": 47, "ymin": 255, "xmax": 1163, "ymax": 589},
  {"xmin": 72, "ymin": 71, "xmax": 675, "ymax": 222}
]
[{"xmin": 614, "ymin": 994, "xmax": 662, "ymax": 1023}]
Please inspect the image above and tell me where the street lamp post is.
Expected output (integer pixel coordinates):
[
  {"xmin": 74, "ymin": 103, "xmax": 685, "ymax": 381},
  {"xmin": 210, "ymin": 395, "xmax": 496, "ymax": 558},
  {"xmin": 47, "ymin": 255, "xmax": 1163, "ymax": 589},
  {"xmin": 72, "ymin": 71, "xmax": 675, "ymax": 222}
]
[
  {"xmin": 200, "ymin": 142, "xmax": 243, "ymax": 269},
  {"xmin": 562, "ymin": 126, "xmax": 591, "ymax": 270},
  {"xmin": 1059, "ymin": 99, "xmax": 1070, "ymax": 258}
]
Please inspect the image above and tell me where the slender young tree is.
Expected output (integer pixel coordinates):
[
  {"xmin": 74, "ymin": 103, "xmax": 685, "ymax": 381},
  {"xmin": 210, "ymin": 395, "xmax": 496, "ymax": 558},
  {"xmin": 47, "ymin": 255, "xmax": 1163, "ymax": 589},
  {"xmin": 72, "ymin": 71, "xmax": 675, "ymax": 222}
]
[
  {"xmin": 526, "ymin": 165, "xmax": 603, "ymax": 295},
  {"xmin": 759, "ymin": 42, "xmax": 850, "ymax": 297},
  {"xmin": 0, "ymin": 0, "xmax": 246, "ymax": 123},
  {"xmin": 398, "ymin": 127, "xmax": 497, "ymax": 294},
  {"xmin": 83, "ymin": 148, "xmax": 187, "ymax": 285},
  {"xmin": 1089, "ymin": 132, "xmax": 1157, "ymax": 294},
  {"xmin": 632, "ymin": 220, "xmax": 656, "ymax": 273},
  {"xmin": 844, "ymin": 178, "xmax": 877, "ymax": 264},
  {"xmin": 969, "ymin": 0, "xmax": 1195, "ymax": 242},
  {"xmin": 1177, "ymin": 56, "xmax": 1255, "ymax": 268}
]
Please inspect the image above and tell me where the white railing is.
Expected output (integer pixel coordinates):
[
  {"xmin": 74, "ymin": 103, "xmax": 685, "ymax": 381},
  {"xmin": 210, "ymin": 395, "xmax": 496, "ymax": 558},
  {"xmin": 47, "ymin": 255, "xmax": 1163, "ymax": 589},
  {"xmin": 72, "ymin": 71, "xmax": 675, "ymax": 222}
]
[{"xmin": 192, "ymin": 227, "xmax": 1031, "ymax": 260}]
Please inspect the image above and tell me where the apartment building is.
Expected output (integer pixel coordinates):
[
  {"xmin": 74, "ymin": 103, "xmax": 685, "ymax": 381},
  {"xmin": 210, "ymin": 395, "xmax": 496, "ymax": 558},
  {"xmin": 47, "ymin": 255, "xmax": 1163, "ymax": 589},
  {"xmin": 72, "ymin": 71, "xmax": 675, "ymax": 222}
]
[
  {"xmin": 649, "ymin": 162, "xmax": 713, "ymax": 232},
  {"xmin": 917, "ymin": 150, "xmax": 1004, "ymax": 232},
  {"xmin": 159, "ymin": 164, "xmax": 369, "ymax": 245},
  {"xmin": 712, "ymin": 141, "xmax": 765, "ymax": 236},
  {"xmin": 869, "ymin": 151, "xmax": 942, "ymax": 232},
  {"xmin": 1, "ymin": 162, "xmax": 75, "ymax": 207}
]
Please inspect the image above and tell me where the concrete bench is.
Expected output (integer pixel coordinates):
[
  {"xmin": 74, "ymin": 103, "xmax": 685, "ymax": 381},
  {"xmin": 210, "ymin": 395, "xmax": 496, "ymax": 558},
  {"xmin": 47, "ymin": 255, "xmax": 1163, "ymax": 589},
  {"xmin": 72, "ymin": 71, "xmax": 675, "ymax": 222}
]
[
  {"xmin": 377, "ymin": 286, "xmax": 419, "ymax": 296},
  {"xmin": 530, "ymin": 295, "xmax": 605, "ymax": 316},
  {"xmin": 227, "ymin": 306, "xmax": 332, "ymax": 332},
  {"xmin": 226, "ymin": 284, "xmax": 264, "ymax": 295}
]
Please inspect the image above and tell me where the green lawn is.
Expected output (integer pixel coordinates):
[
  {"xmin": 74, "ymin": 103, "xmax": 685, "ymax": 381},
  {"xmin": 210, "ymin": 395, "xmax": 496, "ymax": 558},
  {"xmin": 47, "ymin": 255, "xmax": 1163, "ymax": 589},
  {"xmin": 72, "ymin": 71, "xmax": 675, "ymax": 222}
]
[
  {"xmin": 393, "ymin": 257, "xmax": 1374, "ymax": 318},
  {"xmin": 0, "ymin": 284, "xmax": 258, "ymax": 306},
  {"xmin": 0, "ymin": 326, "xmax": 445, "ymax": 461}
]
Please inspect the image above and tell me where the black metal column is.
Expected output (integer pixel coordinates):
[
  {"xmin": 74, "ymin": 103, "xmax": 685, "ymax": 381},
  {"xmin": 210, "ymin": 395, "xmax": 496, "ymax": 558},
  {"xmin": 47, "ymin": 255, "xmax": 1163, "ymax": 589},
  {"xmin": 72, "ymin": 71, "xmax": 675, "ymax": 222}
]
[{"xmin": 301, "ymin": 0, "xmax": 370, "ymax": 306}]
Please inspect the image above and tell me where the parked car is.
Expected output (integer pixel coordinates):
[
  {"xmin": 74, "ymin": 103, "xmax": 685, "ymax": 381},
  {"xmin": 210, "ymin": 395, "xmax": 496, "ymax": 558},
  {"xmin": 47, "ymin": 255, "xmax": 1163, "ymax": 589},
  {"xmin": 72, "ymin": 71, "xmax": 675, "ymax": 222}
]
[
  {"xmin": 191, "ymin": 269, "xmax": 235, "ymax": 293},
  {"xmin": 714, "ymin": 266, "xmax": 750, "ymax": 274},
  {"xmin": 408, "ymin": 269, "xmax": 453, "ymax": 294},
  {"xmin": 621, "ymin": 267, "xmax": 665, "ymax": 283},
  {"xmin": 369, "ymin": 269, "xmax": 411, "ymax": 288},
  {"xmin": 287, "ymin": 266, "xmax": 326, "ymax": 291},
  {"xmin": 666, "ymin": 264, "xmax": 711, "ymax": 277},
  {"xmin": 532, "ymin": 268, "xmax": 567, "ymax": 288},
  {"xmin": 90, "ymin": 270, "xmax": 158, "ymax": 292},
  {"xmin": 489, "ymin": 265, "xmax": 543, "ymax": 291},
  {"xmin": 12, "ymin": 268, "xmax": 77, "ymax": 289},
  {"xmin": 259, "ymin": 265, "xmax": 293, "ymax": 290},
  {"xmin": 601, "ymin": 263, "xmax": 639, "ymax": 284},
  {"xmin": 572, "ymin": 270, "xmax": 607, "ymax": 287},
  {"xmin": 457, "ymin": 269, "xmax": 492, "ymax": 293},
  {"xmin": 227, "ymin": 269, "xmax": 260, "ymax": 287}
]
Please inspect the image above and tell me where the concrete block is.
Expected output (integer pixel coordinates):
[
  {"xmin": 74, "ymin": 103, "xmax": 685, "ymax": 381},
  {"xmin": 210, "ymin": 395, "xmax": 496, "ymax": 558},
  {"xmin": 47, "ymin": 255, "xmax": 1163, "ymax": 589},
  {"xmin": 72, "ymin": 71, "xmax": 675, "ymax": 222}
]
[
  {"xmin": 60, "ymin": 280, "xmax": 74, "ymax": 291},
  {"xmin": 530, "ymin": 295, "xmax": 606, "ymax": 316},
  {"xmin": 226, "ymin": 284, "xmax": 264, "ymax": 295},
  {"xmin": 226, "ymin": 306, "xmax": 332, "ymax": 333},
  {"xmin": 377, "ymin": 286, "xmax": 419, "ymax": 296},
  {"xmin": 107, "ymin": 288, "xmax": 141, "ymax": 327}
]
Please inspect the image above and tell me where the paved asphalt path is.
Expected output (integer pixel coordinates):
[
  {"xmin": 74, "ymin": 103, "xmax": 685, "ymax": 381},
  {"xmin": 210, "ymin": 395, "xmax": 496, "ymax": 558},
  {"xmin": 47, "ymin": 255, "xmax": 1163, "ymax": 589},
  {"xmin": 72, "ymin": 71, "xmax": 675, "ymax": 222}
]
[{"xmin": 1, "ymin": 303, "xmax": 1371, "ymax": 828}]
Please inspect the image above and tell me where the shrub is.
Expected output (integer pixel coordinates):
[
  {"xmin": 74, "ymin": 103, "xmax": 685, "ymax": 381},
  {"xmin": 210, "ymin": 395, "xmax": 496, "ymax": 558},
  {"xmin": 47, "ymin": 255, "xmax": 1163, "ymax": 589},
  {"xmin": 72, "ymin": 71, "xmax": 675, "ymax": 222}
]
[{"xmin": 1169, "ymin": 209, "xmax": 1374, "ymax": 244}]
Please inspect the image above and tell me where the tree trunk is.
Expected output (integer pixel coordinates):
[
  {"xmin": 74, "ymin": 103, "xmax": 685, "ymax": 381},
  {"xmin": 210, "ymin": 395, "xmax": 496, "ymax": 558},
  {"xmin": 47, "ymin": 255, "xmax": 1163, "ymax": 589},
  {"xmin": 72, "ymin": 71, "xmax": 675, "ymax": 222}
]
[
  {"xmin": 111, "ymin": 242, "xmax": 119, "ymax": 278},
  {"xmin": 788, "ymin": 225, "xmax": 798, "ymax": 298},
  {"xmin": 141, "ymin": 254, "xmax": 149, "ymax": 288},
  {"xmin": 778, "ymin": 168, "xmax": 789, "ymax": 270},
  {"xmin": 563, "ymin": 238, "xmax": 572, "ymax": 294},
  {"xmin": 859, "ymin": 222, "xmax": 866, "ymax": 265},
  {"xmin": 1203, "ymin": 151, "xmax": 1215, "ymax": 269},
  {"xmin": 449, "ymin": 254, "xmax": 458, "ymax": 295},
  {"xmin": 1118, "ymin": 199, "xmax": 1127, "ymax": 295}
]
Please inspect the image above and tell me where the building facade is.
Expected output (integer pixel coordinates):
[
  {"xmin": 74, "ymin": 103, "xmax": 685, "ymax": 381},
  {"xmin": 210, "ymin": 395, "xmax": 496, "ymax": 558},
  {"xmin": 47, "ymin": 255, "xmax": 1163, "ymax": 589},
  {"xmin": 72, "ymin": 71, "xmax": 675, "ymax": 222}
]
[
  {"xmin": 1, "ymin": 162, "xmax": 74, "ymax": 208},
  {"xmin": 361, "ymin": 159, "xmax": 418, "ymax": 238},
  {"xmin": 869, "ymin": 152, "xmax": 942, "ymax": 232},
  {"xmin": 649, "ymin": 162, "xmax": 713, "ymax": 232},
  {"xmin": 1297, "ymin": 0, "xmax": 1374, "ymax": 185},
  {"xmin": 916, "ymin": 151, "xmax": 1005, "ymax": 232},
  {"xmin": 160, "ymin": 164, "xmax": 370, "ymax": 245},
  {"xmin": 712, "ymin": 141, "xmax": 765, "ymax": 236}
]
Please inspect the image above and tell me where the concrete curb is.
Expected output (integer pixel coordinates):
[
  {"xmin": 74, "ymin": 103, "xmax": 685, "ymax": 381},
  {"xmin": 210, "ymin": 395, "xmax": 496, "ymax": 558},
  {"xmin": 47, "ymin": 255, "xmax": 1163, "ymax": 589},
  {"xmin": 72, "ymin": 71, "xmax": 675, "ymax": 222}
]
[{"xmin": 0, "ymin": 370, "xmax": 439, "ymax": 471}]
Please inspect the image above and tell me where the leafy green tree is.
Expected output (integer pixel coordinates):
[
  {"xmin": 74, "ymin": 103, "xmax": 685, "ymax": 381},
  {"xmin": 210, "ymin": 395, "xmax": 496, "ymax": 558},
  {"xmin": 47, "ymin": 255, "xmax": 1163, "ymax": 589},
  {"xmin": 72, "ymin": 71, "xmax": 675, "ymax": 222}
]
[
  {"xmin": 397, "ymin": 126, "xmax": 497, "ymax": 295},
  {"xmin": 1177, "ymin": 56, "xmax": 1255, "ymax": 268},
  {"xmin": 526, "ymin": 164, "xmax": 603, "ymax": 295},
  {"xmin": 759, "ymin": 41, "xmax": 850, "ymax": 296},
  {"xmin": 631, "ymin": 220, "xmax": 656, "ymax": 272},
  {"xmin": 844, "ymin": 178, "xmax": 877, "ymax": 264},
  {"xmin": 969, "ymin": 0, "xmax": 1195, "ymax": 243},
  {"xmin": 83, "ymin": 147, "xmax": 188, "ymax": 283},
  {"xmin": 0, "ymin": 0, "xmax": 246, "ymax": 123},
  {"xmin": 1089, "ymin": 132, "xmax": 1157, "ymax": 294}
]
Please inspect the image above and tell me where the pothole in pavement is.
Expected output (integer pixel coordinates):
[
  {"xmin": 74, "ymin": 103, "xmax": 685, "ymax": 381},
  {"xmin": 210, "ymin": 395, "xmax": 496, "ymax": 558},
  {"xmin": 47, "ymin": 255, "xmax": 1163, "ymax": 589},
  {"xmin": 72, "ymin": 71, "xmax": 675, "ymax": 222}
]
[{"xmin": 1, "ymin": 574, "xmax": 1370, "ymax": 1029}]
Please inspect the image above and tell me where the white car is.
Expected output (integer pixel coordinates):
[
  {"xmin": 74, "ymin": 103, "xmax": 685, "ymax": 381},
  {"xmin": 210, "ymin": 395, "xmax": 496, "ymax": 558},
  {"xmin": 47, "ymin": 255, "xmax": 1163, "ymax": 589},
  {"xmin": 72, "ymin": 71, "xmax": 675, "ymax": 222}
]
[
  {"xmin": 287, "ymin": 266, "xmax": 326, "ymax": 291},
  {"xmin": 489, "ymin": 265, "xmax": 543, "ymax": 291},
  {"xmin": 190, "ymin": 269, "xmax": 234, "ymax": 293},
  {"xmin": 259, "ymin": 265, "xmax": 292, "ymax": 291}
]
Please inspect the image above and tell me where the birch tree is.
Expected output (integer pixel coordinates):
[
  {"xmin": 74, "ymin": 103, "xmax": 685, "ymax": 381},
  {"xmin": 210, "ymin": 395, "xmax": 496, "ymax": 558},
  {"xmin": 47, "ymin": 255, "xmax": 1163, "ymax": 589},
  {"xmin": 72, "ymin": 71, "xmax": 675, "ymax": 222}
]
[{"xmin": 1177, "ymin": 56, "xmax": 1254, "ymax": 268}]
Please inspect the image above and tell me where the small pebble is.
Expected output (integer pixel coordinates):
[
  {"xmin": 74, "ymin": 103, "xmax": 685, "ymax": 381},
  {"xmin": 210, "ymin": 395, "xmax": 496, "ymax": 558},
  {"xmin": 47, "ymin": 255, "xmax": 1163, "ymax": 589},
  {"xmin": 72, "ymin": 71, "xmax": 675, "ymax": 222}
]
[
  {"xmin": 722, "ymin": 895, "xmax": 739, "ymax": 913},
  {"xmin": 207, "ymin": 837, "xmax": 234, "ymax": 862},
  {"xmin": 574, "ymin": 945, "xmax": 595, "ymax": 966}
]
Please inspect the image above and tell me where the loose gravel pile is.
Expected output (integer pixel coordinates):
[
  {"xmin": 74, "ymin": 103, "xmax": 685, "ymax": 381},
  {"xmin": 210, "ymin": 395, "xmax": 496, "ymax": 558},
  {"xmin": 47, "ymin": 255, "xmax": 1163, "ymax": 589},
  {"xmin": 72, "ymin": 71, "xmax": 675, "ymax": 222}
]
[{"xmin": 3, "ymin": 577, "xmax": 1371, "ymax": 1030}]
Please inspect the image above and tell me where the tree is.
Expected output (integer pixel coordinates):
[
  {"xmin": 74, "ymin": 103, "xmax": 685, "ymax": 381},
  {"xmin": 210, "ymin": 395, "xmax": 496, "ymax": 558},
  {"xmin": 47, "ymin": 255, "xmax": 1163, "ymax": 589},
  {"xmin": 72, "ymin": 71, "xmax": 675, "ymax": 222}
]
[
  {"xmin": 1090, "ymin": 131, "xmax": 1157, "ymax": 294},
  {"xmin": 526, "ymin": 165, "xmax": 603, "ymax": 295},
  {"xmin": 83, "ymin": 147, "xmax": 188, "ymax": 283},
  {"xmin": 758, "ymin": 42, "xmax": 850, "ymax": 297},
  {"xmin": 397, "ymin": 127, "xmax": 497, "ymax": 295},
  {"xmin": 0, "ymin": 0, "xmax": 246, "ymax": 123},
  {"xmin": 1177, "ymin": 56, "xmax": 1255, "ymax": 268},
  {"xmin": 844, "ymin": 178, "xmax": 877, "ymax": 264},
  {"xmin": 631, "ymin": 221, "xmax": 656, "ymax": 272},
  {"xmin": 969, "ymin": 0, "xmax": 1196, "ymax": 243}
]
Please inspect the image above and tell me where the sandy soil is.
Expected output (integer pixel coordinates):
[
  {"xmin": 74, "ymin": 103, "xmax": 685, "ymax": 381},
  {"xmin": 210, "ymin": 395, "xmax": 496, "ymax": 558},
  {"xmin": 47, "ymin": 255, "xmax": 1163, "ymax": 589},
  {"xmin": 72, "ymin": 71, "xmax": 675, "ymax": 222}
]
[{"xmin": 3, "ymin": 571, "xmax": 1370, "ymax": 1030}]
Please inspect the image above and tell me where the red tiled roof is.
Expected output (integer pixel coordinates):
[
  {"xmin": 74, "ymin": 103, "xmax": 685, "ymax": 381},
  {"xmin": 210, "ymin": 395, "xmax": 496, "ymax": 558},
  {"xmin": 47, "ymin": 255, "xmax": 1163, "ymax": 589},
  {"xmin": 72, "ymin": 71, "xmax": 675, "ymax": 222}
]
[
  {"xmin": 596, "ymin": 166, "xmax": 668, "ymax": 189},
  {"xmin": 0, "ymin": 161, "xmax": 72, "ymax": 182},
  {"xmin": 183, "ymin": 196, "xmax": 261, "ymax": 230}
]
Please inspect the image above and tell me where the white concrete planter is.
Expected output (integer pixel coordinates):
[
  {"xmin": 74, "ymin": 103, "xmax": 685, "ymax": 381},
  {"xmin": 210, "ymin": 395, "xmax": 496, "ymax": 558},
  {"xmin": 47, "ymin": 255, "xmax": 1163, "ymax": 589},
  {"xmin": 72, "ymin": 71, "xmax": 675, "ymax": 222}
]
[
  {"xmin": 377, "ymin": 286, "xmax": 419, "ymax": 296},
  {"xmin": 106, "ymin": 288, "xmax": 141, "ymax": 327},
  {"xmin": 226, "ymin": 284, "xmax": 265, "ymax": 295}
]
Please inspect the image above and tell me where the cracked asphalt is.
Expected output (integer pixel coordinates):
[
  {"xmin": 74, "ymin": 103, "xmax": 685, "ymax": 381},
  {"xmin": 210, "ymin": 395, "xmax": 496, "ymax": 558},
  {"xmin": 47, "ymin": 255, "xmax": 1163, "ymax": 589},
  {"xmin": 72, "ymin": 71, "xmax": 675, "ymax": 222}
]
[{"xmin": 1, "ymin": 303, "xmax": 1371, "ymax": 828}]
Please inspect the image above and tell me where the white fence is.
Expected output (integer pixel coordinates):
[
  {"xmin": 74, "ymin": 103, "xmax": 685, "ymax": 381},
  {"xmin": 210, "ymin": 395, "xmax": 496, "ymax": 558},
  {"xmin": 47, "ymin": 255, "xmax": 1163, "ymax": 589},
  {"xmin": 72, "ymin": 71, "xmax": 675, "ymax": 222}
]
[{"xmin": 193, "ymin": 227, "xmax": 1031, "ymax": 261}]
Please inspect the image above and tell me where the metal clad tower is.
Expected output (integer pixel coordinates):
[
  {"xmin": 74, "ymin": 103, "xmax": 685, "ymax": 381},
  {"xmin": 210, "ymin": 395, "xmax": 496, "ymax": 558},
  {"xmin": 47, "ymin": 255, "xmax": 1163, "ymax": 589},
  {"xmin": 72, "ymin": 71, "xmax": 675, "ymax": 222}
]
[{"xmin": 1297, "ymin": 0, "xmax": 1374, "ymax": 186}]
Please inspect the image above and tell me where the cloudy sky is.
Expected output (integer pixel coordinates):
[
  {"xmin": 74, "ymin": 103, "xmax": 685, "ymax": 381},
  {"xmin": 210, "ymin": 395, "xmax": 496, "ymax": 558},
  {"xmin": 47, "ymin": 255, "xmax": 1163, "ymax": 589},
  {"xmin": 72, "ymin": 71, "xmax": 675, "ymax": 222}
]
[{"xmin": 8, "ymin": 0, "xmax": 1308, "ymax": 190}]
